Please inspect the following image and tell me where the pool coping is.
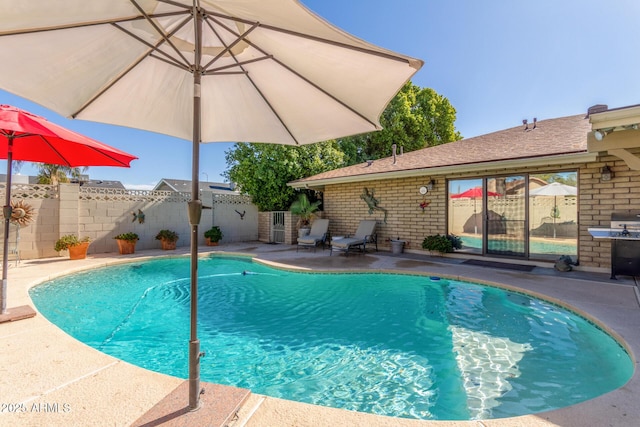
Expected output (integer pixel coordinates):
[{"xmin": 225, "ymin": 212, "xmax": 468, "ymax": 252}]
[{"xmin": 1, "ymin": 243, "xmax": 638, "ymax": 426}]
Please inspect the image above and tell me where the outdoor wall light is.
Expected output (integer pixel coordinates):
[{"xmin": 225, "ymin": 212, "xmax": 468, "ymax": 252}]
[
  {"xmin": 601, "ymin": 165, "xmax": 613, "ymax": 182},
  {"xmin": 419, "ymin": 179, "xmax": 435, "ymax": 195},
  {"xmin": 594, "ymin": 129, "xmax": 612, "ymax": 141}
]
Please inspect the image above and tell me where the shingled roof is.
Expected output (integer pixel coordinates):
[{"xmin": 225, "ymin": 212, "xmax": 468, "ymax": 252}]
[{"xmin": 290, "ymin": 114, "xmax": 594, "ymax": 187}]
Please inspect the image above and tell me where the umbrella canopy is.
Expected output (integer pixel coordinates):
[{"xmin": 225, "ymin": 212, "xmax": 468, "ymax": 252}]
[
  {"xmin": 0, "ymin": 104, "xmax": 137, "ymax": 318},
  {"xmin": 451, "ymin": 187, "xmax": 502, "ymax": 234},
  {"xmin": 0, "ymin": 0, "xmax": 422, "ymax": 410},
  {"xmin": 0, "ymin": 0, "xmax": 421, "ymax": 145},
  {"xmin": 530, "ymin": 182, "xmax": 577, "ymax": 238},
  {"xmin": 451, "ymin": 187, "xmax": 502, "ymax": 198},
  {"xmin": 529, "ymin": 182, "xmax": 577, "ymax": 197},
  {"xmin": 0, "ymin": 105, "xmax": 138, "ymax": 167}
]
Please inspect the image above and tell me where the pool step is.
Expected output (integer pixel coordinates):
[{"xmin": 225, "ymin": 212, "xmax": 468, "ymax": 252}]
[{"xmin": 132, "ymin": 381, "xmax": 251, "ymax": 427}]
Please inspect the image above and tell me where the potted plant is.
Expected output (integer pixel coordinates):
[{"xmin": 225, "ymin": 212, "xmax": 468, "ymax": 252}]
[
  {"xmin": 204, "ymin": 226, "xmax": 223, "ymax": 246},
  {"xmin": 422, "ymin": 234, "xmax": 462, "ymax": 255},
  {"xmin": 114, "ymin": 232, "xmax": 139, "ymax": 254},
  {"xmin": 155, "ymin": 229, "xmax": 179, "ymax": 250},
  {"xmin": 289, "ymin": 193, "xmax": 321, "ymax": 237},
  {"xmin": 54, "ymin": 235, "xmax": 91, "ymax": 260}
]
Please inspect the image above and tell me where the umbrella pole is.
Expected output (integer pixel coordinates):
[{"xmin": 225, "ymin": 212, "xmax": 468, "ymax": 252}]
[
  {"xmin": 188, "ymin": 3, "xmax": 203, "ymax": 411},
  {"xmin": 1, "ymin": 137, "xmax": 13, "ymax": 314}
]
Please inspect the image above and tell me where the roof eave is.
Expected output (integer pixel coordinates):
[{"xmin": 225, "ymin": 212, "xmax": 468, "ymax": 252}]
[
  {"xmin": 288, "ymin": 152, "xmax": 597, "ymax": 190},
  {"xmin": 589, "ymin": 105, "xmax": 640, "ymax": 130}
]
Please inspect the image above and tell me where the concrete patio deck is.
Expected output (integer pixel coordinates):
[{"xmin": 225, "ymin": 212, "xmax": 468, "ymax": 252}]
[{"xmin": 1, "ymin": 242, "xmax": 638, "ymax": 426}]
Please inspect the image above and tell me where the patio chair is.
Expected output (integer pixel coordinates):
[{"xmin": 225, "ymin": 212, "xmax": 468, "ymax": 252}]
[
  {"xmin": 297, "ymin": 219, "xmax": 330, "ymax": 252},
  {"xmin": 330, "ymin": 220, "xmax": 378, "ymax": 256}
]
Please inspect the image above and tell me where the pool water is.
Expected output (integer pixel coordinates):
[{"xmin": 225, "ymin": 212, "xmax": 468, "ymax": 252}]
[
  {"xmin": 460, "ymin": 235, "xmax": 577, "ymax": 256},
  {"xmin": 30, "ymin": 256, "xmax": 632, "ymax": 421}
]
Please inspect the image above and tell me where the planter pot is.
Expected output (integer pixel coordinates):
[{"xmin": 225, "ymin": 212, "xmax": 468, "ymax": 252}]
[
  {"xmin": 68, "ymin": 242, "xmax": 90, "ymax": 260},
  {"xmin": 160, "ymin": 239, "xmax": 177, "ymax": 250},
  {"xmin": 390, "ymin": 239, "xmax": 405, "ymax": 254},
  {"xmin": 116, "ymin": 239, "xmax": 137, "ymax": 255},
  {"xmin": 205, "ymin": 237, "xmax": 219, "ymax": 246}
]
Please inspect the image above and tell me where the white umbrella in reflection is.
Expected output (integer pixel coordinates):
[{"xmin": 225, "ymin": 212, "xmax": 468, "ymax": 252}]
[{"xmin": 530, "ymin": 182, "xmax": 577, "ymax": 238}]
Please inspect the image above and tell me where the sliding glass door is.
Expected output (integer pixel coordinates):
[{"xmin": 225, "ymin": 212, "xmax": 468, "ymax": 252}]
[
  {"xmin": 449, "ymin": 172, "xmax": 577, "ymax": 260},
  {"xmin": 485, "ymin": 175, "xmax": 527, "ymax": 257}
]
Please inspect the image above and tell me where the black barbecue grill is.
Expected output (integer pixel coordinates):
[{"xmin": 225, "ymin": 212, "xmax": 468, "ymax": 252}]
[{"xmin": 588, "ymin": 211, "xmax": 640, "ymax": 279}]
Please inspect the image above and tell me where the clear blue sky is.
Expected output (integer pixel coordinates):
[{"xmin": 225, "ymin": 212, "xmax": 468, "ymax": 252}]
[{"xmin": 2, "ymin": 0, "xmax": 639, "ymax": 189}]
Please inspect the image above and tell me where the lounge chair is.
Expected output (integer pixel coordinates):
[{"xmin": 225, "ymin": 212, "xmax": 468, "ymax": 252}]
[
  {"xmin": 330, "ymin": 220, "xmax": 378, "ymax": 256},
  {"xmin": 297, "ymin": 219, "xmax": 330, "ymax": 252}
]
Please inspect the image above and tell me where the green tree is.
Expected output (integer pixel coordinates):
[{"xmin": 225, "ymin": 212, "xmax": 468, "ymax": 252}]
[
  {"xmin": 338, "ymin": 82, "xmax": 461, "ymax": 165},
  {"xmin": 35, "ymin": 163, "xmax": 86, "ymax": 185},
  {"xmin": 224, "ymin": 141, "xmax": 343, "ymax": 211}
]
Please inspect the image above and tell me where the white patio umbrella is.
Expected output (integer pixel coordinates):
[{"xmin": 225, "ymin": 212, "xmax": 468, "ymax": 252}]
[
  {"xmin": 0, "ymin": 0, "xmax": 422, "ymax": 410},
  {"xmin": 530, "ymin": 182, "xmax": 577, "ymax": 238}
]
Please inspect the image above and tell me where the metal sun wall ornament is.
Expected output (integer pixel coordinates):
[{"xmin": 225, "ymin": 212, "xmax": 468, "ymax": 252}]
[
  {"xmin": 9, "ymin": 200, "xmax": 35, "ymax": 227},
  {"xmin": 360, "ymin": 188, "xmax": 388, "ymax": 223}
]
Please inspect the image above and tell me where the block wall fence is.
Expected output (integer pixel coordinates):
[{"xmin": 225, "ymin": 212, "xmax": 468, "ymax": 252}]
[{"xmin": 0, "ymin": 184, "xmax": 258, "ymax": 261}]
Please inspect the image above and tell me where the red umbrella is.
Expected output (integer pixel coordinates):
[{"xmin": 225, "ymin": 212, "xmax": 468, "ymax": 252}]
[
  {"xmin": 451, "ymin": 187, "xmax": 501, "ymax": 198},
  {"xmin": 0, "ymin": 104, "xmax": 138, "ymax": 320},
  {"xmin": 451, "ymin": 187, "xmax": 502, "ymax": 234}
]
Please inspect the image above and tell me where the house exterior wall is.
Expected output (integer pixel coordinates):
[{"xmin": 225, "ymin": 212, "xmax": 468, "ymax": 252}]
[
  {"xmin": 320, "ymin": 150, "xmax": 640, "ymax": 270},
  {"xmin": 323, "ymin": 175, "xmax": 445, "ymax": 251},
  {"xmin": 578, "ymin": 148, "xmax": 640, "ymax": 268}
]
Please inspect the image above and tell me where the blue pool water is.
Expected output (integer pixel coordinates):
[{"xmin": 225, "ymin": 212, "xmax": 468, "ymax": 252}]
[
  {"xmin": 30, "ymin": 256, "xmax": 632, "ymax": 421},
  {"xmin": 461, "ymin": 235, "xmax": 577, "ymax": 255}
]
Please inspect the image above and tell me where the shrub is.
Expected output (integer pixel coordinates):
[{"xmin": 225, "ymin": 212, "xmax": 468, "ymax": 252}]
[
  {"xmin": 289, "ymin": 193, "xmax": 321, "ymax": 228},
  {"xmin": 54, "ymin": 235, "xmax": 90, "ymax": 252},
  {"xmin": 155, "ymin": 229, "xmax": 179, "ymax": 242},
  {"xmin": 204, "ymin": 226, "xmax": 223, "ymax": 242},
  {"xmin": 422, "ymin": 234, "xmax": 461, "ymax": 253},
  {"xmin": 114, "ymin": 232, "xmax": 139, "ymax": 242}
]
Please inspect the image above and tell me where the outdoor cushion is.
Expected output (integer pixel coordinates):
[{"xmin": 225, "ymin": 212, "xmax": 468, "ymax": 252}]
[
  {"xmin": 331, "ymin": 220, "xmax": 377, "ymax": 255},
  {"xmin": 297, "ymin": 219, "xmax": 330, "ymax": 251}
]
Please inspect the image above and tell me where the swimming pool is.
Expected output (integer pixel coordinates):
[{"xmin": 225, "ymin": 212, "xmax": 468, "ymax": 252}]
[{"xmin": 30, "ymin": 256, "xmax": 633, "ymax": 421}]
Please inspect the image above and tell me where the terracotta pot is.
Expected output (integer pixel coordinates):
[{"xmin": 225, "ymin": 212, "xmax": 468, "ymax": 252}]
[
  {"xmin": 205, "ymin": 237, "xmax": 219, "ymax": 246},
  {"xmin": 68, "ymin": 242, "xmax": 90, "ymax": 260},
  {"xmin": 116, "ymin": 239, "xmax": 137, "ymax": 255},
  {"xmin": 160, "ymin": 239, "xmax": 177, "ymax": 250}
]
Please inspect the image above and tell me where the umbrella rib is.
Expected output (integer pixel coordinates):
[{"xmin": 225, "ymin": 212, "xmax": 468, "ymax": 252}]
[
  {"xmin": 201, "ymin": 20, "xmax": 260, "ymax": 71},
  {"xmin": 70, "ymin": 53, "xmax": 148, "ymax": 119},
  {"xmin": 202, "ymin": 9, "xmax": 419, "ymax": 68},
  {"xmin": 0, "ymin": 11, "xmax": 187, "ymax": 37},
  {"xmin": 112, "ymin": 16, "xmax": 193, "ymax": 71},
  {"xmin": 72, "ymin": 15, "xmax": 193, "ymax": 118},
  {"xmin": 129, "ymin": 0, "xmax": 191, "ymax": 67},
  {"xmin": 35, "ymin": 135, "xmax": 131, "ymax": 168},
  {"xmin": 201, "ymin": 15, "xmax": 299, "ymax": 143},
  {"xmin": 35, "ymin": 135, "xmax": 72, "ymax": 166},
  {"xmin": 203, "ymin": 14, "xmax": 379, "ymax": 133},
  {"xmin": 203, "ymin": 56, "xmax": 271, "ymax": 74}
]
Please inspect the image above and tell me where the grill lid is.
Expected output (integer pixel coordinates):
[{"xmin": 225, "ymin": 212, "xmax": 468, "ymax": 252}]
[{"xmin": 611, "ymin": 211, "xmax": 640, "ymax": 229}]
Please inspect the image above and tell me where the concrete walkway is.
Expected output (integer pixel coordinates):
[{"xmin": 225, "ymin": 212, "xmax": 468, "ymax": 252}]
[{"xmin": 1, "ymin": 243, "xmax": 638, "ymax": 426}]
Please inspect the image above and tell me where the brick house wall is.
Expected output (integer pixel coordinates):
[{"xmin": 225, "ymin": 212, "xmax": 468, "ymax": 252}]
[
  {"xmin": 578, "ymin": 148, "xmax": 640, "ymax": 269},
  {"xmin": 320, "ymin": 148, "xmax": 640, "ymax": 270}
]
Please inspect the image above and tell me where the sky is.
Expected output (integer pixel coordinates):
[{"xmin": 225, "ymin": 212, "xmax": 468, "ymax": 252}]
[{"xmin": 2, "ymin": 0, "xmax": 640, "ymax": 190}]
